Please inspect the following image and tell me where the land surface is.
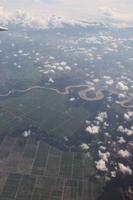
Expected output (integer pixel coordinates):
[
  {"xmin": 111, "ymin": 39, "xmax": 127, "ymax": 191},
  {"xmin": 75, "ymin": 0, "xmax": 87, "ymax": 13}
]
[{"xmin": 0, "ymin": 24, "xmax": 133, "ymax": 200}]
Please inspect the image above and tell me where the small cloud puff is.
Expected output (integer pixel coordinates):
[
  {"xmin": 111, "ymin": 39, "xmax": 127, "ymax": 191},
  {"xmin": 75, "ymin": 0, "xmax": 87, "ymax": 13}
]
[
  {"xmin": 96, "ymin": 112, "xmax": 108, "ymax": 123},
  {"xmin": 124, "ymin": 111, "xmax": 133, "ymax": 121},
  {"xmin": 117, "ymin": 125, "xmax": 133, "ymax": 136},
  {"xmin": 86, "ymin": 124, "xmax": 100, "ymax": 134},
  {"xmin": 48, "ymin": 77, "xmax": 54, "ymax": 83},
  {"xmin": 118, "ymin": 149, "xmax": 131, "ymax": 158},
  {"xmin": 117, "ymin": 82, "xmax": 128, "ymax": 91},
  {"xmin": 105, "ymin": 79, "xmax": 114, "ymax": 86},
  {"xmin": 60, "ymin": 61, "xmax": 67, "ymax": 66},
  {"xmin": 57, "ymin": 66, "xmax": 64, "ymax": 71},
  {"xmin": 98, "ymin": 150, "xmax": 110, "ymax": 162},
  {"xmin": 64, "ymin": 66, "xmax": 71, "ymax": 70},
  {"xmin": 69, "ymin": 97, "xmax": 76, "ymax": 102},
  {"xmin": 95, "ymin": 159, "xmax": 108, "ymax": 172},
  {"xmin": 111, "ymin": 171, "xmax": 116, "ymax": 177},
  {"xmin": 23, "ymin": 129, "xmax": 31, "ymax": 137},
  {"xmin": 80, "ymin": 143, "xmax": 89, "ymax": 150},
  {"xmin": 118, "ymin": 163, "xmax": 132, "ymax": 175},
  {"xmin": 117, "ymin": 136, "xmax": 126, "ymax": 144}
]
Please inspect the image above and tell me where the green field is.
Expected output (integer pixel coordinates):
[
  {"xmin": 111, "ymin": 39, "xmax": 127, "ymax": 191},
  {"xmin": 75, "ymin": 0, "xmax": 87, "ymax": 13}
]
[{"xmin": 0, "ymin": 88, "xmax": 90, "ymax": 137}]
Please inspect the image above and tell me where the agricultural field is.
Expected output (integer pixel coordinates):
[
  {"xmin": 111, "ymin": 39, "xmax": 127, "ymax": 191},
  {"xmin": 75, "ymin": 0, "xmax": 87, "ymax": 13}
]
[{"xmin": 0, "ymin": 135, "xmax": 107, "ymax": 200}]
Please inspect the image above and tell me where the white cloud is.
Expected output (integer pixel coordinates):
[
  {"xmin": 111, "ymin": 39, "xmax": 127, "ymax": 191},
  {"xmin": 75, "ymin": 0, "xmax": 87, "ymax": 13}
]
[
  {"xmin": 96, "ymin": 112, "xmax": 107, "ymax": 123},
  {"xmin": 99, "ymin": 146, "xmax": 106, "ymax": 151},
  {"xmin": 104, "ymin": 132, "xmax": 110, "ymax": 137},
  {"xmin": 105, "ymin": 79, "xmax": 114, "ymax": 86},
  {"xmin": 118, "ymin": 163, "xmax": 132, "ymax": 175},
  {"xmin": 57, "ymin": 66, "xmax": 64, "ymax": 71},
  {"xmin": 117, "ymin": 125, "xmax": 133, "ymax": 136},
  {"xmin": 80, "ymin": 143, "xmax": 89, "ymax": 150},
  {"xmin": 111, "ymin": 171, "xmax": 116, "ymax": 177},
  {"xmin": 117, "ymin": 125, "xmax": 125, "ymax": 133},
  {"xmin": 95, "ymin": 159, "xmax": 108, "ymax": 172},
  {"xmin": 60, "ymin": 61, "xmax": 67, "ymax": 66},
  {"xmin": 23, "ymin": 129, "xmax": 31, "ymax": 137},
  {"xmin": 118, "ymin": 149, "xmax": 131, "ymax": 158},
  {"xmin": 86, "ymin": 124, "xmax": 100, "ymax": 135},
  {"xmin": 98, "ymin": 150, "xmax": 110, "ymax": 162},
  {"xmin": 118, "ymin": 93, "xmax": 126, "ymax": 99},
  {"xmin": 124, "ymin": 111, "xmax": 133, "ymax": 121},
  {"xmin": 49, "ymin": 56, "xmax": 55, "ymax": 60},
  {"xmin": 48, "ymin": 77, "xmax": 54, "ymax": 83},
  {"xmin": 100, "ymin": 6, "xmax": 133, "ymax": 28},
  {"xmin": 103, "ymin": 76, "xmax": 111, "ymax": 80},
  {"xmin": 93, "ymin": 79, "xmax": 100, "ymax": 83},
  {"xmin": 117, "ymin": 82, "xmax": 128, "ymax": 91},
  {"xmin": 69, "ymin": 97, "xmax": 75, "ymax": 102},
  {"xmin": 64, "ymin": 66, "xmax": 71, "ymax": 70},
  {"xmin": 1, "ymin": 1, "xmax": 133, "ymax": 29},
  {"xmin": 117, "ymin": 136, "xmax": 126, "ymax": 144}
]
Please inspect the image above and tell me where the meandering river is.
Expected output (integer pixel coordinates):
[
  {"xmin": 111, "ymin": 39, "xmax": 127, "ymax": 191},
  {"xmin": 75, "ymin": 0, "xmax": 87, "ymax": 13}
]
[{"xmin": 0, "ymin": 84, "xmax": 133, "ymax": 108}]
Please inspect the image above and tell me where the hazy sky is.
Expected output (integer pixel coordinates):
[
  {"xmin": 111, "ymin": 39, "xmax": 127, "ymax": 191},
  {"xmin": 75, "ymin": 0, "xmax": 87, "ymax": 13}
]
[
  {"xmin": 0, "ymin": 0, "xmax": 133, "ymax": 25},
  {"xmin": 1, "ymin": 0, "xmax": 133, "ymax": 16}
]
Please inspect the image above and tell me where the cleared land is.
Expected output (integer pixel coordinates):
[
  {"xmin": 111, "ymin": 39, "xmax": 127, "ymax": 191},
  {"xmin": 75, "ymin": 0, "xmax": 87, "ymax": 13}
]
[{"xmin": 0, "ymin": 135, "xmax": 105, "ymax": 200}]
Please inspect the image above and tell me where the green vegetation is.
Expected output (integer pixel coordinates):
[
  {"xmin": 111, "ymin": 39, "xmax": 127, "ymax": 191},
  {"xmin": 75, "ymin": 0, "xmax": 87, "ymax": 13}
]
[
  {"xmin": 0, "ymin": 88, "xmax": 90, "ymax": 137},
  {"xmin": 32, "ymin": 141, "xmax": 49, "ymax": 175},
  {"xmin": 12, "ymin": 137, "xmax": 27, "ymax": 153},
  {"xmin": 16, "ymin": 175, "xmax": 35, "ymax": 200},
  {"xmin": 60, "ymin": 151, "xmax": 73, "ymax": 177},
  {"xmin": 0, "ymin": 173, "xmax": 22, "ymax": 200},
  {"xmin": 45, "ymin": 155, "xmax": 60, "ymax": 176},
  {"xmin": 23, "ymin": 138, "xmax": 38, "ymax": 158}
]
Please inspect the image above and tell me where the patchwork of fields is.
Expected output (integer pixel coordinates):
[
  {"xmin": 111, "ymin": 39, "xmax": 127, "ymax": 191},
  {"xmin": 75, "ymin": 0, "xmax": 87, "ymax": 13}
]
[{"xmin": 0, "ymin": 135, "xmax": 105, "ymax": 200}]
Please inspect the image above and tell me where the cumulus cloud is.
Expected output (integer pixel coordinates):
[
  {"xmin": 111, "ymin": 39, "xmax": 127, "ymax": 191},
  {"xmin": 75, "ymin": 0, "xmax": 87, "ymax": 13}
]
[
  {"xmin": 86, "ymin": 124, "xmax": 100, "ymax": 135},
  {"xmin": 0, "ymin": 6, "xmax": 76, "ymax": 29},
  {"xmin": 117, "ymin": 82, "xmax": 128, "ymax": 91},
  {"xmin": 57, "ymin": 66, "xmax": 64, "ymax": 71},
  {"xmin": 1, "ymin": 1, "xmax": 133, "ymax": 29},
  {"xmin": 96, "ymin": 112, "xmax": 107, "ymax": 123},
  {"xmin": 60, "ymin": 61, "xmax": 67, "ymax": 66},
  {"xmin": 118, "ymin": 149, "xmax": 131, "ymax": 158},
  {"xmin": 48, "ymin": 77, "xmax": 54, "ymax": 83},
  {"xmin": 93, "ymin": 79, "xmax": 100, "ymax": 83},
  {"xmin": 100, "ymin": 6, "xmax": 133, "ymax": 28},
  {"xmin": 111, "ymin": 171, "xmax": 116, "ymax": 177},
  {"xmin": 99, "ymin": 146, "xmax": 106, "ymax": 151},
  {"xmin": 64, "ymin": 66, "xmax": 71, "ymax": 70},
  {"xmin": 104, "ymin": 132, "xmax": 110, "ymax": 137},
  {"xmin": 80, "ymin": 143, "xmax": 89, "ymax": 150},
  {"xmin": 118, "ymin": 163, "xmax": 132, "ymax": 175},
  {"xmin": 23, "ymin": 129, "xmax": 31, "ymax": 137},
  {"xmin": 124, "ymin": 111, "xmax": 133, "ymax": 121},
  {"xmin": 105, "ymin": 79, "xmax": 114, "ymax": 86},
  {"xmin": 98, "ymin": 150, "xmax": 110, "ymax": 162},
  {"xmin": 117, "ymin": 136, "xmax": 126, "ymax": 144},
  {"xmin": 95, "ymin": 159, "xmax": 108, "ymax": 172},
  {"xmin": 117, "ymin": 125, "xmax": 133, "ymax": 136}
]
